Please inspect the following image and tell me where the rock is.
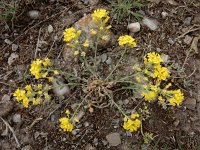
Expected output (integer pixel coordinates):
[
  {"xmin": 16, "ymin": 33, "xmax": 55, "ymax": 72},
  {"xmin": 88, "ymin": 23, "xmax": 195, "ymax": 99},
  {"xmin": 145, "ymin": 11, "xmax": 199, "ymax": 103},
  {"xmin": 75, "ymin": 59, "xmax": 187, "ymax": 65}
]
[
  {"xmin": 147, "ymin": 0, "xmax": 160, "ymax": 4},
  {"xmin": 183, "ymin": 35, "xmax": 193, "ymax": 45},
  {"xmin": 156, "ymin": 48, "xmax": 161, "ymax": 52},
  {"xmin": 0, "ymin": 101, "xmax": 13, "ymax": 117},
  {"xmin": 93, "ymin": 138, "xmax": 98, "ymax": 146},
  {"xmin": 4, "ymin": 39, "xmax": 12, "ymax": 45},
  {"xmin": 2, "ymin": 94, "xmax": 10, "ymax": 102},
  {"xmin": 72, "ymin": 129, "xmax": 77, "ymax": 135},
  {"xmin": 47, "ymin": 25, "xmax": 53, "ymax": 33},
  {"xmin": 166, "ymin": 0, "xmax": 178, "ymax": 5},
  {"xmin": 101, "ymin": 53, "xmax": 108, "ymax": 63},
  {"xmin": 161, "ymin": 54, "xmax": 170, "ymax": 63},
  {"xmin": 193, "ymin": 13, "xmax": 200, "ymax": 24},
  {"xmin": 161, "ymin": 12, "xmax": 168, "ymax": 19},
  {"xmin": 21, "ymin": 145, "xmax": 33, "ymax": 150},
  {"xmin": 85, "ymin": 144, "xmax": 97, "ymax": 150},
  {"xmin": 142, "ymin": 17, "xmax": 158, "ymax": 30},
  {"xmin": 183, "ymin": 98, "xmax": 196, "ymax": 110},
  {"xmin": 191, "ymin": 37, "xmax": 199, "ymax": 54},
  {"xmin": 102, "ymin": 140, "xmax": 108, "ymax": 146},
  {"xmin": 168, "ymin": 38, "xmax": 175, "ymax": 45},
  {"xmin": 53, "ymin": 77, "xmax": 70, "ymax": 96},
  {"xmin": 106, "ymin": 57, "xmax": 112, "ymax": 65},
  {"xmin": 12, "ymin": 114, "xmax": 21, "ymax": 123},
  {"xmin": 183, "ymin": 17, "xmax": 192, "ymax": 26},
  {"xmin": 74, "ymin": 14, "xmax": 113, "ymax": 47},
  {"xmin": 84, "ymin": 121, "xmax": 89, "ymax": 127},
  {"xmin": 8, "ymin": 53, "xmax": 19, "ymax": 65},
  {"xmin": 12, "ymin": 44, "xmax": 18, "ymax": 51},
  {"xmin": 106, "ymin": 132, "xmax": 121, "ymax": 146},
  {"xmin": 27, "ymin": 10, "xmax": 40, "ymax": 19},
  {"xmin": 173, "ymin": 119, "xmax": 180, "ymax": 127},
  {"xmin": 128, "ymin": 22, "xmax": 140, "ymax": 33},
  {"xmin": 83, "ymin": 0, "xmax": 99, "ymax": 5}
]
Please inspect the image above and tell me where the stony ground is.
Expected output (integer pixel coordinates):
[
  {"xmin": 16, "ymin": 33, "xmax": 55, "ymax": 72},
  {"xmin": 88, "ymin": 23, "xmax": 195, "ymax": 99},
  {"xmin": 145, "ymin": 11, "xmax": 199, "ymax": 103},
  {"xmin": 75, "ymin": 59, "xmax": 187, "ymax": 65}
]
[{"xmin": 0, "ymin": 0, "xmax": 200, "ymax": 150}]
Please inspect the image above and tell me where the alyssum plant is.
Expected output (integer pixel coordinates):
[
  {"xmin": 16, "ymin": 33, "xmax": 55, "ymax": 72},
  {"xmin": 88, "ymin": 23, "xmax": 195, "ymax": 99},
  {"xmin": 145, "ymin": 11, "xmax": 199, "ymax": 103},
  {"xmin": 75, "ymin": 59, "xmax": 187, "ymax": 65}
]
[{"xmin": 13, "ymin": 9, "xmax": 184, "ymax": 135}]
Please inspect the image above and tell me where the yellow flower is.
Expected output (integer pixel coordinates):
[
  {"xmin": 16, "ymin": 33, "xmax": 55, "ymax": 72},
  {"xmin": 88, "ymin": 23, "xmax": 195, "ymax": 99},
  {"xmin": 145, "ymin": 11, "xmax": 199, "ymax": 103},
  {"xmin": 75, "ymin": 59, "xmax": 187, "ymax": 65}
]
[
  {"xmin": 65, "ymin": 109, "xmax": 70, "ymax": 115},
  {"xmin": 25, "ymin": 85, "xmax": 32, "ymax": 91},
  {"xmin": 22, "ymin": 97, "xmax": 29, "ymax": 108},
  {"xmin": 153, "ymin": 65, "xmax": 169, "ymax": 81},
  {"xmin": 32, "ymin": 98, "xmax": 41, "ymax": 105},
  {"xmin": 44, "ymin": 93, "xmax": 51, "ymax": 101},
  {"xmin": 135, "ymin": 76, "xmax": 141, "ymax": 82},
  {"xmin": 48, "ymin": 77, "xmax": 54, "ymax": 82},
  {"xmin": 13, "ymin": 89, "xmax": 26, "ymax": 102},
  {"xmin": 74, "ymin": 51, "xmax": 79, "ymax": 56},
  {"xmin": 92, "ymin": 9, "xmax": 108, "ymax": 23},
  {"xmin": 30, "ymin": 59, "xmax": 42, "ymax": 79},
  {"xmin": 59, "ymin": 117, "xmax": 74, "ymax": 132},
  {"xmin": 83, "ymin": 40, "xmax": 89, "ymax": 47},
  {"xmin": 123, "ymin": 113, "xmax": 141, "ymax": 132},
  {"xmin": 81, "ymin": 52, "xmax": 86, "ymax": 57},
  {"xmin": 144, "ymin": 52, "xmax": 163, "ymax": 65},
  {"xmin": 168, "ymin": 89, "xmax": 184, "ymax": 106},
  {"xmin": 106, "ymin": 25, "xmax": 112, "ymax": 29},
  {"xmin": 90, "ymin": 29, "xmax": 97, "ymax": 35},
  {"xmin": 63, "ymin": 27, "xmax": 81, "ymax": 42},
  {"xmin": 54, "ymin": 70, "xmax": 59, "ymax": 75},
  {"xmin": 38, "ymin": 90, "xmax": 42, "ymax": 95},
  {"xmin": 37, "ymin": 84, "xmax": 42, "ymax": 89},
  {"xmin": 118, "ymin": 35, "xmax": 137, "ymax": 48},
  {"xmin": 158, "ymin": 96, "xmax": 165, "ymax": 103},
  {"xmin": 141, "ymin": 91, "xmax": 157, "ymax": 101},
  {"xmin": 43, "ymin": 58, "xmax": 51, "ymax": 67}
]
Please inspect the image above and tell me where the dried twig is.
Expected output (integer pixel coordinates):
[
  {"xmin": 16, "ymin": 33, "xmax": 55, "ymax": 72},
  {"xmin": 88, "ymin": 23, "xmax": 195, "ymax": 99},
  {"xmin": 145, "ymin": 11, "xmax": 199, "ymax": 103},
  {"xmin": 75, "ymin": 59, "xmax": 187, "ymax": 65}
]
[
  {"xmin": 0, "ymin": 117, "xmax": 21, "ymax": 148},
  {"xmin": 34, "ymin": 27, "xmax": 42, "ymax": 59}
]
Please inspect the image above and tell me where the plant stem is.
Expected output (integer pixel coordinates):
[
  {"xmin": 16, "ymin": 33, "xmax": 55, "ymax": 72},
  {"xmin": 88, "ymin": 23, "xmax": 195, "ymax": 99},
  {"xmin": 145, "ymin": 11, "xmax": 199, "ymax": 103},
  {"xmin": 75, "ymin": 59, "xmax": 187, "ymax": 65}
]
[{"xmin": 105, "ymin": 47, "xmax": 127, "ymax": 81}]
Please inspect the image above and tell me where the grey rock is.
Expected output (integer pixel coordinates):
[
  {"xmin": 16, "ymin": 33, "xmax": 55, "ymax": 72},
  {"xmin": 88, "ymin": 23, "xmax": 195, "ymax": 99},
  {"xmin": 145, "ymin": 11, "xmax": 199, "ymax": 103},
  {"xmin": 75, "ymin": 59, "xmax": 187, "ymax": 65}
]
[
  {"xmin": 106, "ymin": 132, "xmax": 121, "ymax": 146},
  {"xmin": 8, "ymin": 53, "xmax": 19, "ymax": 65},
  {"xmin": 4, "ymin": 39, "xmax": 12, "ymax": 45},
  {"xmin": 47, "ymin": 25, "xmax": 54, "ymax": 33},
  {"xmin": 101, "ymin": 54, "xmax": 107, "ymax": 63},
  {"xmin": 12, "ymin": 44, "xmax": 18, "ymax": 51},
  {"xmin": 0, "ymin": 101, "xmax": 13, "ymax": 117},
  {"xmin": 27, "ymin": 10, "xmax": 40, "ymax": 19},
  {"xmin": 161, "ymin": 54, "xmax": 170, "ymax": 63},
  {"xmin": 93, "ymin": 138, "xmax": 98, "ymax": 146},
  {"xmin": 168, "ymin": 38, "xmax": 175, "ymax": 45},
  {"xmin": 156, "ymin": 48, "xmax": 161, "ymax": 52},
  {"xmin": 102, "ymin": 140, "xmax": 108, "ymax": 146},
  {"xmin": 53, "ymin": 77, "xmax": 70, "ymax": 96},
  {"xmin": 123, "ymin": 99, "xmax": 129, "ymax": 105},
  {"xmin": 12, "ymin": 114, "xmax": 21, "ymax": 123},
  {"xmin": 128, "ymin": 22, "xmax": 140, "ymax": 33},
  {"xmin": 183, "ymin": 35, "xmax": 193, "ymax": 45},
  {"xmin": 161, "ymin": 12, "xmax": 168, "ymax": 19},
  {"xmin": 183, "ymin": 17, "xmax": 192, "ymax": 26},
  {"xmin": 72, "ymin": 129, "xmax": 77, "ymax": 135},
  {"xmin": 2, "ymin": 94, "xmax": 10, "ymax": 102},
  {"xmin": 106, "ymin": 57, "xmax": 112, "ymax": 65},
  {"xmin": 183, "ymin": 98, "xmax": 196, "ymax": 110},
  {"xmin": 21, "ymin": 145, "xmax": 33, "ymax": 150},
  {"xmin": 84, "ymin": 121, "xmax": 89, "ymax": 127},
  {"xmin": 142, "ymin": 17, "xmax": 158, "ymax": 30},
  {"xmin": 85, "ymin": 144, "xmax": 97, "ymax": 150}
]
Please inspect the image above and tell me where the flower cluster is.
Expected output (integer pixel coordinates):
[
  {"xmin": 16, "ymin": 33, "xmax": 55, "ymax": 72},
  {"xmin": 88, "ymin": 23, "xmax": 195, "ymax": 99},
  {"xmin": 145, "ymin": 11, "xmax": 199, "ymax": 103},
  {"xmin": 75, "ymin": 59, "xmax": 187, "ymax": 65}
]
[
  {"xmin": 30, "ymin": 58, "xmax": 58, "ymax": 80},
  {"xmin": 118, "ymin": 35, "xmax": 137, "ymax": 48},
  {"xmin": 63, "ymin": 27, "xmax": 81, "ymax": 42},
  {"xmin": 13, "ymin": 84, "xmax": 52, "ymax": 108},
  {"xmin": 134, "ymin": 52, "xmax": 184, "ymax": 106},
  {"xmin": 59, "ymin": 117, "xmax": 74, "ymax": 132},
  {"xmin": 123, "ymin": 113, "xmax": 141, "ymax": 132}
]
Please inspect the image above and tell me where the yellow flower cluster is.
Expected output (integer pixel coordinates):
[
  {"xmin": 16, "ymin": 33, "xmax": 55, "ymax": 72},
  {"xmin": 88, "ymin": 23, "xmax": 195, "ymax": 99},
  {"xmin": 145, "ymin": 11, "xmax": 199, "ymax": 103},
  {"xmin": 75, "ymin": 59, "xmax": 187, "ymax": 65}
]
[
  {"xmin": 30, "ymin": 58, "xmax": 58, "ymax": 80},
  {"xmin": 92, "ymin": 9, "xmax": 109, "ymax": 23},
  {"xmin": 63, "ymin": 27, "xmax": 81, "ymax": 42},
  {"xmin": 59, "ymin": 117, "xmax": 74, "ymax": 132},
  {"xmin": 123, "ymin": 113, "xmax": 141, "ymax": 132},
  {"xmin": 13, "ymin": 84, "xmax": 52, "ymax": 108},
  {"xmin": 30, "ymin": 58, "xmax": 50, "ymax": 79},
  {"xmin": 118, "ymin": 35, "xmax": 137, "ymax": 48},
  {"xmin": 133, "ymin": 52, "xmax": 184, "ymax": 107}
]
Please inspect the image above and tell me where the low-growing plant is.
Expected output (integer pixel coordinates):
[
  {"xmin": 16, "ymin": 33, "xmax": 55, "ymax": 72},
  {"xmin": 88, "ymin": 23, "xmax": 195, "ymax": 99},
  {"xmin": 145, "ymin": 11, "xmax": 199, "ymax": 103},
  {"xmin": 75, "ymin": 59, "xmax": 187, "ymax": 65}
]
[
  {"xmin": 107, "ymin": 0, "xmax": 144, "ymax": 23},
  {"xmin": 13, "ymin": 9, "xmax": 184, "ymax": 144},
  {"xmin": 0, "ymin": 1, "xmax": 17, "ymax": 29}
]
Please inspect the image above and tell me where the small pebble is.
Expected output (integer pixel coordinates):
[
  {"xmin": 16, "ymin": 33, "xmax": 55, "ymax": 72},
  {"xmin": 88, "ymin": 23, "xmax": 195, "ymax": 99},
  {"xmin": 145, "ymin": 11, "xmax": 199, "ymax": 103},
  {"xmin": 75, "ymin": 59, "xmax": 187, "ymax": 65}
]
[
  {"xmin": 168, "ymin": 38, "xmax": 175, "ymax": 45},
  {"xmin": 142, "ymin": 17, "xmax": 158, "ymax": 30},
  {"xmin": 4, "ymin": 39, "xmax": 12, "ymax": 45},
  {"xmin": 101, "ymin": 54, "xmax": 107, "ymax": 62},
  {"xmin": 106, "ymin": 132, "xmax": 121, "ymax": 146},
  {"xmin": 183, "ymin": 17, "xmax": 192, "ymax": 26},
  {"xmin": 161, "ymin": 12, "xmax": 168, "ymax": 19},
  {"xmin": 128, "ymin": 22, "xmax": 140, "ymax": 33},
  {"xmin": 8, "ymin": 53, "xmax": 19, "ymax": 65},
  {"xmin": 2, "ymin": 94, "xmax": 10, "ymax": 102},
  {"xmin": 84, "ymin": 122, "xmax": 90, "ymax": 127},
  {"xmin": 28, "ymin": 10, "xmax": 40, "ymax": 19},
  {"xmin": 183, "ymin": 35, "xmax": 193, "ymax": 45},
  {"xmin": 47, "ymin": 25, "xmax": 54, "ymax": 33},
  {"xmin": 106, "ymin": 57, "xmax": 112, "ymax": 65},
  {"xmin": 12, "ymin": 44, "xmax": 18, "ymax": 51},
  {"xmin": 12, "ymin": 114, "xmax": 21, "ymax": 123}
]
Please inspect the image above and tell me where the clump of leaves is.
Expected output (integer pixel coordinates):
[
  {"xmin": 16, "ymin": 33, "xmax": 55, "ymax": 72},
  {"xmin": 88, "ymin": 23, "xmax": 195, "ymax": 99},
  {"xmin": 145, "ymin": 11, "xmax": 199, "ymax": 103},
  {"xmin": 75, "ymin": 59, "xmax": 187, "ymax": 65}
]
[{"xmin": 107, "ymin": 0, "xmax": 144, "ymax": 23}]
